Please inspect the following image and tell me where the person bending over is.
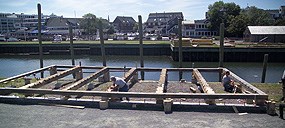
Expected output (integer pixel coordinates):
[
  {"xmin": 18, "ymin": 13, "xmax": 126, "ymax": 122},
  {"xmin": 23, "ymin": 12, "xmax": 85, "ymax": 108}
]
[
  {"xmin": 110, "ymin": 76, "xmax": 130, "ymax": 101},
  {"xmin": 222, "ymin": 71, "xmax": 235, "ymax": 93}
]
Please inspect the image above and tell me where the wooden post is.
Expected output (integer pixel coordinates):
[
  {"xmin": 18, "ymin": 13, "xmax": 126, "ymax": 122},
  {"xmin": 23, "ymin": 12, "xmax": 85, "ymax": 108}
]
[
  {"xmin": 178, "ymin": 18, "xmax": 183, "ymax": 80},
  {"xmin": 261, "ymin": 54, "xmax": 268, "ymax": 83},
  {"xmin": 281, "ymin": 70, "xmax": 285, "ymax": 101},
  {"xmin": 163, "ymin": 99, "xmax": 173, "ymax": 114},
  {"xmin": 138, "ymin": 15, "xmax": 144, "ymax": 80},
  {"xmin": 219, "ymin": 23, "xmax": 224, "ymax": 68},
  {"xmin": 49, "ymin": 66, "xmax": 57, "ymax": 76},
  {"xmin": 99, "ymin": 20, "xmax": 106, "ymax": 67},
  {"xmin": 37, "ymin": 3, "xmax": 44, "ymax": 78},
  {"xmin": 69, "ymin": 24, "xmax": 75, "ymax": 66}
]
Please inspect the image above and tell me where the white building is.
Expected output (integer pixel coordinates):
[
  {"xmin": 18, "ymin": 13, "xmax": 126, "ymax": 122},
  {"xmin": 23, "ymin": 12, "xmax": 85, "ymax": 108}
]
[{"xmin": 182, "ymin": 19, "xmax": 217, "ymax": 38}]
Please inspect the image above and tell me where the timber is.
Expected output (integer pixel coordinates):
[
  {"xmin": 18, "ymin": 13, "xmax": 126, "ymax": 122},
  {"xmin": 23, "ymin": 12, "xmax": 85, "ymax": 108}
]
[
  {"xmin": 123, "ymin": 68, "xmax": 137, "ymax": 82},
  {"xmin": 156, "ymin": 69, "xmax": 168, "ymax": 93},
  {"xmin": 0, "ymin": 65, "xmax": 269, "ymax": 107},
  {"xmin": 0, "ymin": 65, "xmax": 55, "ymax": 84},
  {"xmin": 63, "ymin": 67, "xmax": 108, "ymax": 90},
  {"xmin": 0, "ymin": 88, "xmax": 268, "ymax": 100},
  {"xmin": 224, "ymin": 68, "xmax": 266, "ymax": 95},
  {"xmin": 19, "ymin": 66, "xmax": 81, "ymax": 89},
  {"xmin": 192, "ymin": 69, "xmax": 215, "ymax": 104},
  {"xmin": 156, "ymin": 69, "xmax": 168, "ymax": 104}
]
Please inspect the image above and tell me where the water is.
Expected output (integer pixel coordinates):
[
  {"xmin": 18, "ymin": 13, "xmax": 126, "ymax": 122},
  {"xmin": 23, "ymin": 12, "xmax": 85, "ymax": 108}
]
[{"xmin": 0, "ymin": 55, "xmax": 284, "ymax": 83}]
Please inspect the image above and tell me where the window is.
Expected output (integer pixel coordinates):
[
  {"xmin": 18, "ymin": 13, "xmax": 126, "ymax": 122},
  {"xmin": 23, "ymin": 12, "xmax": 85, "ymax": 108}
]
[{"xmin": 186, "ymin": 31, "xmax": 189, "ymax": 36}]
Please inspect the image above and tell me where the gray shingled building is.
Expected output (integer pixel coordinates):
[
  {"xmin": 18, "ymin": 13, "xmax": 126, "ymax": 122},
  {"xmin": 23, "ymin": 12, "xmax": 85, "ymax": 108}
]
[{"xmin": 243, "ymin": 26, "xmax": 285, "ymax": 43}]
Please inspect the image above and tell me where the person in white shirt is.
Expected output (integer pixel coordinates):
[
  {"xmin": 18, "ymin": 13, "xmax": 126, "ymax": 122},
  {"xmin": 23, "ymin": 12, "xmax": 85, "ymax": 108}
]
[{"xmin": 110, "ymin": 76, "xmax": 129, "ymax": 101}]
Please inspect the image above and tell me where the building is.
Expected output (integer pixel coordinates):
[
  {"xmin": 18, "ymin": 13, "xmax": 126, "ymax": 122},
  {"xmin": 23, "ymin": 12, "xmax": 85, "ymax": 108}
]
[
  {"xmin": 265, "ymin": 6, "xmax": 285, "ymax": 20},
  {"xmin": 0, "ymin": 12, "xmax": 58, "ymax": 35},
  {"xmin": 182, "ymin": 19, "xmax": 217, "ymax": 38},
  {"xmin": 113, "ymin": 16, "xmax": 136, "ymax": 33},
  {"xmin": 145, "ymin": 12, "xmax": 183, "ymax": 35},
  {"xmin": 46, "ymin": 17, "xmax": 82, "ymax": 35},
  {"xmin": 243, "ymin": 26, "xmax": 285, "ymax": 43}
]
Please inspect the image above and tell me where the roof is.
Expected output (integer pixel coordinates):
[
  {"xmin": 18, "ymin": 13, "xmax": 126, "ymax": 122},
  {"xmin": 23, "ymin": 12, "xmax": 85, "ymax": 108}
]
[
  {"xmin": 113, "ymin": 16, "xmax": 136, "ymax": 24},
  {"xmin": 46, "ymin": 17, "xmax": 82, "ymax": 27},
  {"xmin": 146, "ymin": 12, "xmax": 183, "ymax": 23},
  {"xmin": 248, "ymin": 26, "xmax": 285, "ymax": 35}
]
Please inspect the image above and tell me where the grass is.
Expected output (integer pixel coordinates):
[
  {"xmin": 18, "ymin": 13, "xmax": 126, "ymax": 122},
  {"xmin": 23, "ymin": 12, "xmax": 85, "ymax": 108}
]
[{"xmin": 252, "ymin": 83, "xmax": 283, "ymax": 103}]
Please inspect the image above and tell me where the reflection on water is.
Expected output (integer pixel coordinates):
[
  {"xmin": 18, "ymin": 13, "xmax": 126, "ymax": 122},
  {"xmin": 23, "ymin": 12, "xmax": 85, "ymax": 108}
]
[{"xmin": 0, "ymin": 55, "xmax": 284, "ymax": 83}]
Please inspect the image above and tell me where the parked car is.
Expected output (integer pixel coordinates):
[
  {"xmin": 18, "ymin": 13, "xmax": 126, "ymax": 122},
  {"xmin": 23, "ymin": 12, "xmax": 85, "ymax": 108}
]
[
  {"xmin": 0, "ymin": 35, "xmax": 6, "ymax": 42},
  {"xmin": 7, "ymin": 37, "xmax": 19, "ymax": 42},
  {"xmin": 32, "ymin": 38, "xmax": 39, "ymax": 42}
]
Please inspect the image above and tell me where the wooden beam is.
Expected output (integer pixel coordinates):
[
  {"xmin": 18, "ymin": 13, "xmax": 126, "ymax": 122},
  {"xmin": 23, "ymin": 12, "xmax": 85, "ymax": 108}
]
[
  {"xmin": 156, "ymin": 69, "xmax": 167, "ymax": 93},
  {"xmin": 223, "ymin": 68, "xmax": 267, "ymax": 95},
  {"xmin": 63, "ymin": 67, "xmax": 108, "ymax": 90},
  {"xmin": 0, "ymin": 88, "xmax": 268, "ymax": 100},
  {"xmin": 192, "ymin": 69, "xmax": 215, "ymax": 94},
  {"xmin": 0, "ymin": 65, "xmax": 55, "ymax": 84},
  {"xmin": 123, "ymin": 68, "xmax": 137, "ymax": 82},
  {"xmin": 193, "ymin": 69, "xmax": 215, "ymax": 104},
  {"xmin": 19, "ymin": 66, "xmax": 81, "ymax": 89}
]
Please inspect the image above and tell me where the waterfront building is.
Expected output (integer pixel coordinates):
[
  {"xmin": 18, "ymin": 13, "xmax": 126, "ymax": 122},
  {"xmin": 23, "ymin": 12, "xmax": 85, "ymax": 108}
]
[
  {"xmin": 113, "ymin": 16, "xmax": 136, "ymax": 33},
  {"xmin": 182, "ymin": 19, "xmax": 217, "ymax": 38},
  {"xmin": 144, "ymin": 12, "xmax": 183, "ymax": 36},
  {"xmin": 243, "ymin": 26, "xmax": 285, "ymax": 43},
  {"xmin": 265, "ymin": 6, "xmax": 285, "ymax": 20},
  {"xmin": 46, "ymin": 17, "xmax": 82, "ymax": 36},
  {"xmin": 0, "ymin": 12, "xmax": 59, "ymax": 35}
]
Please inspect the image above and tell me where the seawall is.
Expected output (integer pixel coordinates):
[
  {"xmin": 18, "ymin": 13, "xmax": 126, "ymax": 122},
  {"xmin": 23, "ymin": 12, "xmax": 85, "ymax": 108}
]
[{"xmin": 0, "ymin": 44, "xmax": 284, "ymax": 62}]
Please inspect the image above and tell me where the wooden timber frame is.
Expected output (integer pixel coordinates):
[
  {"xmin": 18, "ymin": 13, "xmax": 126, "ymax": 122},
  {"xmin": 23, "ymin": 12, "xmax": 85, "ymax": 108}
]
[{"xmin": 0, "ymin": 65, "xmax": 268, "ymax": 112}]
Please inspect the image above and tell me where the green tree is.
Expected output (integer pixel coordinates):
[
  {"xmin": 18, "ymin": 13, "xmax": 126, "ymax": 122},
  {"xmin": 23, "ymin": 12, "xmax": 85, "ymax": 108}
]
[
  {"xmin": 241, "ymin": 6, "xmax": 273, "ymax": 26},
  {"xmin": 207, "ymin": 1, "xmax": 241, "ymax": 33},
  {"xmin": 227, "ymin": 14, "xmax": 249, "ymax": 37},
  {"xmin": 80, "ymin": 13, "xmax": 98, "ymax": 35},
  {"xmin": 274, "ymin": 19, "xmax": 285, "ymax": 25}
]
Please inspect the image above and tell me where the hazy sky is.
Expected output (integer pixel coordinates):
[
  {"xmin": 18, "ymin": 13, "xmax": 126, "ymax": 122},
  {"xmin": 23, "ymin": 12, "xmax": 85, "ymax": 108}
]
[{"xmin": 0, "ymin": 0, "xmax": 284, "ymax": 22}]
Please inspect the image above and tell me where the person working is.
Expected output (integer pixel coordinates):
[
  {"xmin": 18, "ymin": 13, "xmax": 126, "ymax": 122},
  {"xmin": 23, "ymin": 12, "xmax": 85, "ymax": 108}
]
[
  {"xmin": 222, "ymin": 71, "xmax": 236, "ymax": 93},
  {"xmin": 110, "ymin": 76, "xmax": 130, "ymax": 101}
]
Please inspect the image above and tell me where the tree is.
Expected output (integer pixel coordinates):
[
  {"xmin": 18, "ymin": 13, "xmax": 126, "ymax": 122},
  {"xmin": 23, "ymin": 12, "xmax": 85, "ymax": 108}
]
[
  {"xmin": 274, "ymin": 19, "xmax": 285, "ymax": 25},
  {"xmin": 207, "ymin": 1, "xmax": 241, "ymax": 33},
  {"xmin": 241, "ymin": 6, "xmax": 273, "ymax": 26},
  {"xmin": 80, "ymin": 13, "xmax": 98, "ymax": 35},
  {"xmin": 227, "ymin": 14, "xmax": 249, "ymax": 37}
]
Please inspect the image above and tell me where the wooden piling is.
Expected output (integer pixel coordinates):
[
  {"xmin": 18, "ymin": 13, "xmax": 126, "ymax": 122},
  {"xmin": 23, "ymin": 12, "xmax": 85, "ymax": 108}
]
[
  {"xmin": 138, "ymin": 15, "xmax": 144, "ymax": 80},
  {"xmin": 282, "ymin": 70, "xmax": 285, "ymax": 101},
  {"xmin": 219, "ymin": 23, "xmax": 224, "ymax": 68},
  {"xmin": 37, "ymin": 3, "xmax": 44, "ymax": 78},
  {"xmin": 261, "ymin": 54, "xmax": 268, "ymax": 83},
  {"xmin": 98, "ymin": 20, "xmax": 106, "ymax": 66},
  {"xmin": 178, "ymin": 18, "xmax": 183, "ymax": 80},
  {"xmin": 69, "ymin": 24, "xmax": 75, "ymax": 66}
]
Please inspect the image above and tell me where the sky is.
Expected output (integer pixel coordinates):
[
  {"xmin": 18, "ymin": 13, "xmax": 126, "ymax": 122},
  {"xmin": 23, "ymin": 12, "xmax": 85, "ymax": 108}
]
[{"xmin": 0, "ymin": 0, "xmax": 284, "ymax": 22}]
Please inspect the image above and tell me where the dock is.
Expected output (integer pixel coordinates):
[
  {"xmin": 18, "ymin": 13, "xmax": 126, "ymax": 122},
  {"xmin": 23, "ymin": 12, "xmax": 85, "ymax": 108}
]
[{"xmin": 0, "ymin": 65, "xmax": 270, "ymax": 114}]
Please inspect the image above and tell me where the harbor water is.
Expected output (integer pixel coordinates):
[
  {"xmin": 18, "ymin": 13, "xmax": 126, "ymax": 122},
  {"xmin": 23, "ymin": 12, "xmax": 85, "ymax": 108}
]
[{"xmin": 0, "ymin": 55, "xmax": 284, "ymax": 83}]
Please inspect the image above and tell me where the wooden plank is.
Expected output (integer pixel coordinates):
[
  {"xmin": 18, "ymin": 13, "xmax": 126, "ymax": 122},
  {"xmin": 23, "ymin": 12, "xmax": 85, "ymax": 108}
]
[
  {"xmin": 156, "ymin": 69, "xmax": 167, "ymax": 93},
  {"xmin": 63, "ymin": 67, "xmax": 108, "ymax": 90},
  {"xmin": 223, "ymin": 68, "xmax": 267, "ymax": 95},
  {"xmin": 0, "ymin": 88, "xmax": 268, "ymax": 100},
  {"xmin": 123, "ymin": 68, "xmax": 137, "ymax": 82},
  {"xmin": 19, "ymin": 66, "xmax": 81, "ymax": 89},
  {"xmin": 192, "ymin": 69, "xmax": 215, "ymax": 94},
  {"xmin": 0, "ymin": 65, "xmax": 55, "ymax": 84}
]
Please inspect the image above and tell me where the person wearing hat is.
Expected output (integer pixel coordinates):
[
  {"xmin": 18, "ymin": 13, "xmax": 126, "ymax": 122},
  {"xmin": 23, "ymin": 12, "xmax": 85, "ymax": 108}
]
[{"xmin": 110, "ymin": 76, "xmax": 130, "ymax": 101}]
